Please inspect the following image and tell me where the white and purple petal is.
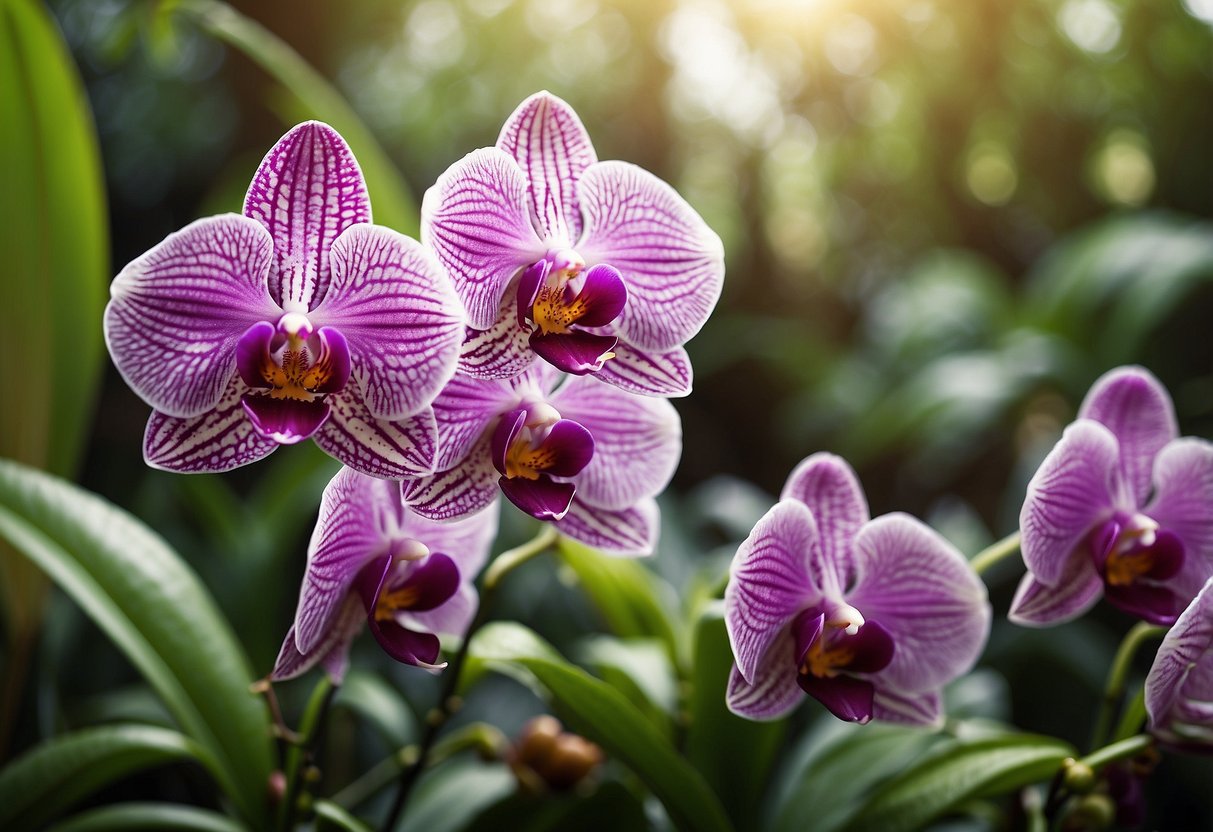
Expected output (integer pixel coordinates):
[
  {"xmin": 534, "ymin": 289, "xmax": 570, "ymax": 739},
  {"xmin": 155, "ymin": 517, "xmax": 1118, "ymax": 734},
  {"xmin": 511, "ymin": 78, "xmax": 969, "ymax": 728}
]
[
  {"xmin": 421, "ymin": 147, "xmax": 546, "ymax": 329},
  {"xmin": 457, "ymin": 287, "xmax": 537, "ymax": 381},
  {"xmin": 872, "ymin": 689, "xmax": 942, "ymax": 727},
  {"xmin": 781, "ymin": 453, "xmax": 870, "ymax": 598},
  {"xmin": 402, "ymin": 436, "xmax": 501, "ymax": 521},
  {"xmin": 1079, "ymin": 366, "xmax": 1178, "ymax": 507},
  {"xmin": 725, "ymin": 626, "xmax": 802, "ymax": 721},
  {"xmin": 143, "ymin": 377, "xmax": 278, "ymax": 473},
  {"xmin": 1147, "ymin": 438, "xmax": 1213, "ymax": 604},
  {"xmin": 1020, "ymin": 420, "xmax": 1123, "ymax": 587},
  {"xmin": 312, "ymin": 395, "xmax": 438, "ymax": 478},
  {"xmin": 846, "ymin": 513, "xmax": 990, "ymax": 694},
  {"xmin": 104, "ymin": 214, "xmax": 278, "ymax": 419},
  {"xmin": 548, "ymin": 377, "xmax": 681, "ymax": 510},
  {"xmin": 271, "ymin": 597, "xmax": 364, "ymax": 683},
  {"xmin": 314, "ymin": 224, "xmax": 463, "ymax": 421},
  {"xmin": 1146, "ymin": 578, "xmax": 1213, "ymax": 744},
  {"xmin": 592, "ymin": 342, "xmax": 693, "ymax": 398},
  {"xmin": 496, "ymin": 91, "xmax": 598, "ymax": 245},
  {"xmin": 399, "ymin": 502, "xmax": 499, "ymax": 582},
  {"xmin": 403, "ymin": 581, "xmax": 479, "ymax": 640},
  {"xmin": 725, "ymin": 500, "xmax": 820, "ymax": 684},
  {"xmin": 243, "ymin": 121, "xmax": 371, "ymax": 310},
  {"xmin": 1007, "ymin": 565, "xmax": 1104, "ymax": 627},
  {"xmin": 430, "ymin": 374, "xmax": 519, "ymax": 472},
  {"xmin": 554, "ymin": 496, "xmax": 659, "ymax": 557},
  {"xmin": 577, "ymin": 161, "xmax": 725, "ymax": 353}
]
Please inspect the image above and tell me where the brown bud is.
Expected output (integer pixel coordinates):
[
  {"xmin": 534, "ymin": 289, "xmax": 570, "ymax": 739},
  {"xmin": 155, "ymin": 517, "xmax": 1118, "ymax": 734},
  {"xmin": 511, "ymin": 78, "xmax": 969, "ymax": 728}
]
[{"xmin": 509, "ymin": 715, "xmax": 603, "ymax": 793}]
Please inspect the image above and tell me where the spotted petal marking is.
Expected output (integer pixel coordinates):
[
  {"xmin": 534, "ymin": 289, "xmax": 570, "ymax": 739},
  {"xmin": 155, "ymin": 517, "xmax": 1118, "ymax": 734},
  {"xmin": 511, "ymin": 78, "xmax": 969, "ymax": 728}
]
[
  {"xmin": 496, "ymin": 90, "xmax": 598, "ymax": 245},
  {"xmin": 143, "ymin": 377, "xmax": 278, "ymax": 473},
  {"xmin": 105, "ymin": 214, "xmax": 278, "ymax": 419},
  {"xmin": 243, "ymin": 121, "xmax": 372, "ymax": 310},
  {"xmin": 317, "ymin": 224, "xmax": 463, "ymax": 421},
  {"xmin": 578, "ymin": 161, "xmax": 725, "ymax": 353},
  {"xmin": 313, "ymin": 395, "xmax": 438, "ymax": 478}
]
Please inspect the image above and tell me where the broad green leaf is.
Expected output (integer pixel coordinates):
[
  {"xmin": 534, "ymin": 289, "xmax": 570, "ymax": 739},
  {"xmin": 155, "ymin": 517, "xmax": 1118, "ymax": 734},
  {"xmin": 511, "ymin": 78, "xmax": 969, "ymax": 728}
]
[
  {"xmin": 313, "ymin": 800, "xmax": 374, "ymax": 832},
  {"xmin": 577, "ymin": 636, "xmax": 677, "ymax": 736},
  {"xmin": 334, "ymin": 670, "xmax": 418, "ymax": 748},
  {"xmin": 0, "ymin": 0, "xmax": 110, "ymax": 672},
  {"xmin": 459, "ymin": 620, "xmax": 563, "ymax": 696},
  {"xmin": 0, "ymin": 725, "xmax": 210, "ymax": 830},
  {"xmin": 841, "ymin": 735, "xmax": 1075, "ymax": 832},
  {"xmin": 686, "ymin": 604, "xmax": 786, "ymax": 832},
  {"xmin": 399, "ymin": 759, "xmax": 517, "ymax": 832},
  {"xmin": 470, "ymin": 623, "xmax": 734, "ymax": 832},
  {"xmin": 167, "ymin": 0, "xmax": 418, "ymax": 235},
  {"xmin": 556, "ymin": 537, "xmax": 680, "ymax": 662},
  {"xmin": 47, "ymin": 803, "xmax": 248, "ymax": 832},
  {"xmin": 0, "ymin": 460, "xmax": 274, "ymax": 827}
]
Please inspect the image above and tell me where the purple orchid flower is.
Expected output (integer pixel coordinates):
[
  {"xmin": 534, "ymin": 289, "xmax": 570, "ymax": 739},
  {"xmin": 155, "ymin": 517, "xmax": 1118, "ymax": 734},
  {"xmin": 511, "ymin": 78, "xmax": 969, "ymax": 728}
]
[
  {"xmin": 105, "ymin": 122, "xmax": 464, "ymax": 477},
  {"xmin": 725, "ymin": 453, "xmax": 990, "ymax": 725},
  {"xmin": 1145, "ymin": 577, "xmax": 1213, "ymax": 749},
  {"xmin": 400, "ymin": 365, "xmax": 680, "ymax": 556},
  {"xmin": 272, "ymin": 467, "xmax": 497, "ymax": 681},
  {"xmin": 422, "ymin": 91, "xmax": 724, "ymax": 397},
  {"xmin": 1011, "ymin": 367, "xmax": 1213, "ymax": 627}
]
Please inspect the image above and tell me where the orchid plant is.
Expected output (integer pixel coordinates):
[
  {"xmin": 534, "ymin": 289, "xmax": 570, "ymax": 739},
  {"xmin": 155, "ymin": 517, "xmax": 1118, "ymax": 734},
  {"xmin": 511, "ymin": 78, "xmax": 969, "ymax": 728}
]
[{"xmin": 7, "ymin": 69, "xmax": 1213, "ymax": 832}]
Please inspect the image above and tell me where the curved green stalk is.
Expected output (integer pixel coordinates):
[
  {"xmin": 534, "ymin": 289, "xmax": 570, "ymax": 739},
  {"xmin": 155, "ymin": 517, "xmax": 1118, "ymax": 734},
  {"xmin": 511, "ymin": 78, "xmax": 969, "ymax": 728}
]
[
  {"xmin": 1090, "ymin": 622, "xmax": 1165, "ymax": 752},
  {"xmin": 969, "ymin": 532, "xmax": 1021, "ymax": 577}
]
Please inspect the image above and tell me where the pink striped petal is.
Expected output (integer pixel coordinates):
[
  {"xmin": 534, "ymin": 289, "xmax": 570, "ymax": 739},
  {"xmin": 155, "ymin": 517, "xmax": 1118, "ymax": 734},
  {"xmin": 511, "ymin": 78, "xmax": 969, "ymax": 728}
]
[
  {"xmin": 458, "ymin": 288, "xmax": 537, "ymax": 381},
  {"xmin": 725, "ymin": 500, "xmax": 819, "ymax": 684},
  {"xmin": 400, "ymin": 504, "xmax": 499, "ymax": 588},
  {"xmin": 271, "ymin": 598, "xmax": 363, "ymax": 683},
  {"xmin": 578, "ymin": 161, "xmax": 725, "ymax": 352},
  {"xmin": 593, "ymin": 343, "xmax": 693, "ymax": 398},
  {"xmin": 294, "ymin": 468, "xmax": 394, "ymax": 653},
  {"xmin": 1079, "ymin": 366, "xmax": 1178, "ymax": 507},
  {"xmin": 781, "ymin": 454, "xmax": 871, "ymax": 598},
  {"xmin": 725, "ymin": 628, "xmax": 802, "ymax": 720},
  {"xmin": 548, "ymin": 377, "xmax": 681, "ymax": 510},
  {"xmin": 554, "ymin": 496, "xmax": 660, "ymax": 556},
  {"xmin": 496, "ymin": 91, "xmax": 598, "ymax": 244},
  {"xmin": 313, "ymin": 394, "xmax": 438, "ymax": 478},
  {"xmin": 1147, "ymin": 438, "xmax": 1213, "ymax": 604},
  {"xmin": 315, "ymin": 224, "xmax": 463, "ymax": 420},
  {"xmin": 872, "ymin": 689, "xmax": 942, "ymax": 726},
  {"xmin": 143, "ymin": 377, "xmax": 278, "ymax": 472},
  {"xmin": 430, "ymin": 374, "xmax": 519, "ymax": 472},
  {"xmin": 847, "ymin": 514, "xmax": 990, "ymax": 693},
  {"xmin": 421, "ymin": 147, "xmax": 546, "ymax": 329},
  {"xmin": 1008, "ymin": 564, "xmax": 1104, "ymax": 627},
  {"xmin": 401, "ymin": 436, "xmax": 500, "ymax": 521},
  {"xmin": 1020, "ymin": 420, "xmax": 1123, "ymax": 586},
  {"xmin": 105, "ymin": 214, "xmax": 278, "ymax": 419},
  {"xmin": 1146, "ymin": 578, "xmax": 1213, "ymax": 743},
  {"xmin": 243, "ymin": 121, "xmax": 371, "ymax": 310}
]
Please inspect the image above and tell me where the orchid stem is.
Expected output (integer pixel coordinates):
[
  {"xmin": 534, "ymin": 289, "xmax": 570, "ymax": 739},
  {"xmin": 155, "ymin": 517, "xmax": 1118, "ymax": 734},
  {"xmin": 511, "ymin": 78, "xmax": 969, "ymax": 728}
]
[
  {"xmin": 1078, "ymin": 733, "xmax": 1153, "ymax": 771},
  {"xmin": 278, "ymin": 676, "xmax": 336, "ymax": 832},
  {"xmin": 1090, "ymin": 622, "xmax": 1164, "ymax": 752},
  {"xmin": 379, "ymin": 525, "xmax": 559, "ymax": 831},
  {"xmin": 968, "ymin": 531, "xmax": 1021, "ymax": 577}
]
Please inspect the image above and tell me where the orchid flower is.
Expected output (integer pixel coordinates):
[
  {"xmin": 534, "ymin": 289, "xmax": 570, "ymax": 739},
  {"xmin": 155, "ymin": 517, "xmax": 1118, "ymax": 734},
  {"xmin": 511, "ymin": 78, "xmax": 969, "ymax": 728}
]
[
  {"xmin": 725, "ymin": 453, "xmax": 990, "ymax": 725},
  {"xmin": 422, "ymin": 91, "xmax": 724, "ymax": 397},
  {"xmin": 105, "ymin": 122, "xmax": 464, "ymax": 477},
  {"xmin": 1012, "ymin": 367, "xmax": 1213, "ymax": 626},
  {"xmin": 1145, "ymin": 577, "xmax": 1213, "ymax": 749},
  {"xmin": 400, "ymin": 366, "xmax": 680, "ymax": 556},
  {"xmin": 272, "ymin": 467, "xmax": 496, "ymax": 681}
]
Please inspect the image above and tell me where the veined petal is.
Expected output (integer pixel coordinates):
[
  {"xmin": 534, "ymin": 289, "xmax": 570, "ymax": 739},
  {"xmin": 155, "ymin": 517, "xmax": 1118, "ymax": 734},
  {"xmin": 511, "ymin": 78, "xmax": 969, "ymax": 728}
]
[
  {"xmin": 1020, "ymin": 420, "xmax": 1122, "ymax": 586},
  {"xmin": 1008, "ymin": 561, "xmax": 1104, "ymax": 627},
  {"xmin": 781, "ymin": 453, "xmax": 871, "ymax": 598},
  {"xmin": 1079, "ymin": 366, "xmax": 1178, "ymax": 507},
  {"xmin": 243, "ymin": 121, "xmax": 371, "ymax": 310},
  {"xmin": 402, "ymin": 435, "xmax": 501, "ymax": 521},
  {"xmin": 726, "ymin": 500, "xmax": 819, "ymax": 684},
  {"xmin": 578, "ymin": 161, "xmax": 725, "ymax": 352},
  {"xmin": 143, "ymin": 377, "xmax": 278, "ymax": 473},
  {"xmin": 1146, "ymin": 578, "xmax": 1213, "ymax": 743},
  {"xmin": 354, "ymin": 556, "xmax": 446, "ymax": 670},
  {"xmin": 431, "ymin": 374, "xmax": 519, "ymax": 472},
  {"xmin": 421, "ymin": 147, "xmax": 546, "ymax": 329},
  {"xmin": 496, "ymin": 91, "xmax": 598, "ymax": 244},
  {"xmin": 872, "ymin": 689, "xmax": 942, "ymax": 727},
  {"xmin": 271, "ymin": 597, "xmax": 364, "ymax": 683},
  {"xmin": 399, "ymin": 502, "xmax": 499, "ymax": 582},
  {"xmin": 315, "ymin": 225, "xmax": 463, "ymax": 420},
  {"xmin": 554, "ymin": 496, "xmax": 659, "ymax": 557},
  {"xmin": 726, "ymin": 627, "xmax": 802, "ymax": 721},
  {"xmin": 313, "ymin": 394, "xmax": 438, "ymax": 478},
  {"xmin": 847, "ymin": 514, "xmax": 990, "ymax": 693},
  {"xmin": 593, "ymin": 342, "xmax": 693, "ymax": 398},
  {"xmin": 294, "ymin": 468, "xmax": 394, "ymax": 654},
  {"xmin": 458, "ymin": 287, "xmax": 537, "ymax": 381},
  {"xmin": 1147, "ymin": 438, "xmax": 1213, "ymax": 604},
  {"xmin": 105, "ymin": 214, "xmax": 277, "ymax": 419},
  {"xmin": 548, "ymin": 376, "xmax": 681, "ymax": 510}
]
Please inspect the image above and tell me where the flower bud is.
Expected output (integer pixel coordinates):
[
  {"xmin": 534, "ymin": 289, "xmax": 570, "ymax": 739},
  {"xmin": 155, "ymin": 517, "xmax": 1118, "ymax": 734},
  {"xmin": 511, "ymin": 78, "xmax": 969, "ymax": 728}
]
[{"xmin": 510, "ymin": 715, "xmax": 603, "ymax": 793}]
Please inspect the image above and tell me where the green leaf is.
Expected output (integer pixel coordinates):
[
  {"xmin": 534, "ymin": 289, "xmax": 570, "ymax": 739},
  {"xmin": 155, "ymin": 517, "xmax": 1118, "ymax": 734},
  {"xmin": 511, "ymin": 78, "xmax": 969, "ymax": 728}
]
[
  {"xmin": 398, "ymin": 759, "xmax": 517, "ymax": 832},
  {"xmin": 841, "ymin": 734, "xmax": 1075, "ymax": 832},
  {"xmin": 168, "ymin": 0, "xmax": 418, "ymax": 235},
  {"xmin": 556, "ymin": 537, "xmax": 681, "ymax": 663},
  {"xmin": 577, "ymin": 636, "xmax": 677, "ymax": 737},
  {"xmin": 313, "ymin": 800, "xmax": 374, "ymax": 832},
  {"xmin": 0, "ymin": 460, "xmax": 274, "ymax": 827},
  {"xmin": 470, "ymin": 623, "xmax": 734, "ymax": 832},
  {"xmin": 0, "ymin": 725, "xmax": 210, "ymax": 830},
  {"xmin": 686, "ymin": 604, "xmax": 786, "ymax": 832},
  {"xmin": 334, "ymin": 670, "xmax": 418, "ymax": 748},
  {"xmin": 46, "ymin": 803, "xmax": 248, "ymax": 832}
]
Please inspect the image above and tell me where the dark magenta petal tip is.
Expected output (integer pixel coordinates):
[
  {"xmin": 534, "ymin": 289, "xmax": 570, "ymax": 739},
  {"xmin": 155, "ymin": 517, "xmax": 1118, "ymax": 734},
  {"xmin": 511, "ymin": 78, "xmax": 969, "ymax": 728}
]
[
  {"xmin": 242, "ymin": 395, "xmax": 331, "ymax": 443},
  {"xmin": 798, "ymin": 673, "xmax": 876, "ymax": 724},
  {"xmin": 1104, "ymin": 582, "xmax": 1183, "ymax": 626},
  {"xmin": 314, "ymin": 326, "xmax": 352, "ymax": 395},
  {"xmin": 572, "ymin": 264, "xmax": 627, "ymax": 328},
  {"xmin": 236, "ymin": 321, "xmax": 276, "ymax": 389},
  {"xmin": 399, "ymin": 553, "xmax": 461, "ymax": 612},
  {"xmin": 530, "ymin": 330, "xmax": 618, "ymax": 375},
  {"xmin": 491, "ymin": 408, "xmax": 528, "ymax": 477},
  {"xmin": 539, "ymin": 419, "xmax": 595, "ymax": 478},
  {"xmin": 499, "ymin": 475, "xmax": 576, "ymax": 521},
  {"xmin": 845, "ymin": 620, "xmax": 895, "ymax": 675}
]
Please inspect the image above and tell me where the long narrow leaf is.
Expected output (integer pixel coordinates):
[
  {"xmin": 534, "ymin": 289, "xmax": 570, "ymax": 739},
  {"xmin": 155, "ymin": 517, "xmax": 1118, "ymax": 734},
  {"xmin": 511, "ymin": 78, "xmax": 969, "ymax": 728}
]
[
  {"xmin": 0, "ymin": 725, "xmax": 210, "ymax": 830},
  {"xmin": 0, "ymin": 460, "xmax": 274, "ymax": 827},
  {"xmin": 47, "ymin": 803, "xmax": 248, "ymax": 832}
]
